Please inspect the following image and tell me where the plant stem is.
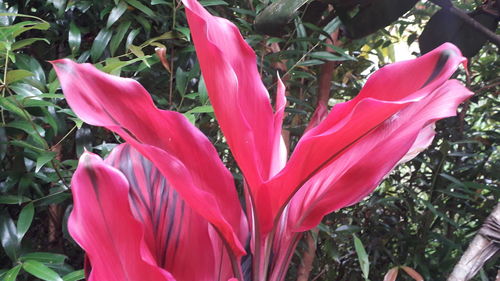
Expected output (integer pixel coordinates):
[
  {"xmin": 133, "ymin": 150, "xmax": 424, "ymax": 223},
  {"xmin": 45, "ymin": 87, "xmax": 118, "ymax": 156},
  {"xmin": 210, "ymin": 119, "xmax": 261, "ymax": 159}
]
[{"xmin": 1, "ymin": 49, "xmax": 10, "ymax": 124}]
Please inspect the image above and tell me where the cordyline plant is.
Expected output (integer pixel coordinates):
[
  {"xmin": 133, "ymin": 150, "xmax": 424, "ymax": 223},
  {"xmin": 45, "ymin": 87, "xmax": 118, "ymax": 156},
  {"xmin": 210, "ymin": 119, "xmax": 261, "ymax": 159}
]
[{"xmin": 51, "ymin": 0, "xmax": 473, "ymax": 280}]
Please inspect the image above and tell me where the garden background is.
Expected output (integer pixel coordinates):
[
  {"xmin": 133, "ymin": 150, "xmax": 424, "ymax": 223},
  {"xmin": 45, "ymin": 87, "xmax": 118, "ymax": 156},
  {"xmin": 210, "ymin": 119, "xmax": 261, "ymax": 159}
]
[{"xmin": 0, "ymin": 0, "xmax": 498, "ymax": 280}]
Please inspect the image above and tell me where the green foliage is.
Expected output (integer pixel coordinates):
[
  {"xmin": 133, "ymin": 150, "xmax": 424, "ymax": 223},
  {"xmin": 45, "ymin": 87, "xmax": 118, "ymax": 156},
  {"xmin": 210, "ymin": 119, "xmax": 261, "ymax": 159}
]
[{"xmin": 0, "ymin": 0, "xmax": 498, "ymax": 280}]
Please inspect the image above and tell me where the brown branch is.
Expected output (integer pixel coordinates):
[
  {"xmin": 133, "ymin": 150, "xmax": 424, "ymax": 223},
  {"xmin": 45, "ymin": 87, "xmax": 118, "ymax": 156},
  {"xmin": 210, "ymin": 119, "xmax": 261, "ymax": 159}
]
[
  {"xmin": 297, "ymin": 228, "xmax": 319, "ymax": 281},
  {"xmin": 428, "ymin": 0, "xmax": 500, "ymax": 48},
  {"xmin": 447, "ymin": 203, "xmax": 500, "ymax": 281}
]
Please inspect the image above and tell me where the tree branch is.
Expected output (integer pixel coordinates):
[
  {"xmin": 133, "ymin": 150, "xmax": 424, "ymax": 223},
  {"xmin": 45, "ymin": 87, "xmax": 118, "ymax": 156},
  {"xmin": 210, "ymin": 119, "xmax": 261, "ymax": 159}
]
[
  {"xmin": 447, "ymin": 203, "xmax": 500, "ymax": 281},
  {"xmin": 428, "ymin": 0, "xmax": 500, "ymax": 48}
]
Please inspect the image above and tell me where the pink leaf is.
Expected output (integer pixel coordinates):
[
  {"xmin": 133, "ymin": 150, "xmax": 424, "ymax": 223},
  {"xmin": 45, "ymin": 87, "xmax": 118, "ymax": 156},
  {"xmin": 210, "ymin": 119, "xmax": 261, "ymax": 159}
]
[
  {"xmin": 259, "ymin": 43, "xmax": 471, "ymax": 234},
  {"xmin": 52, "ymin": 59, "xmax": 247, "ymax": 257},
  {"xmin": 182, "ymin": 0, "xmax": 286, "ymax": 189},
  {"xmin": 106, "ymin": 144, "xmax": 234, "ymax": 281},
  {"xmin": 68, "ymin": 152, "xmax": 176, "ymax": 281}
]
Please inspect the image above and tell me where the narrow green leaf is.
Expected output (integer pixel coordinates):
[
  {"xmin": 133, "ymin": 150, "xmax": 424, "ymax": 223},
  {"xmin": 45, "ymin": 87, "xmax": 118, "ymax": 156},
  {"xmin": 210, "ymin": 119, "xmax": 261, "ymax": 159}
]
[
  {"xmin": 62, "ymin": 270, "xmax": 84, "ymax": 281},
  {"xmin": 0, "ymin": 96, "xmax": 29, "ymax": 119},
  {"xmin": 0, "ymin": 13, "xmax": 46, "ymax": 23},
  {"xmin": 23, "ymin": 260, "xmax": 63, "ymax": 281},
  {"xmin": 11, "ymin": 38, "xmax": 49, "ymax": 50},
  {"xmin": 353, "ymin": 234, "xmax": 370, "ymax": 280},
  {"xmin": 199, "ymin": 0, "xmax": 228, "ymax": 6},
  {"xmin": 0, "ymin": 211, "xmax": 20, "ymax": 261},
  {"xmin": 128, "ymin": 44, "xmax": 145, "ymax": 58},
  {"xmin": 68, "ymin": 21, "xmax": 81, "ymax": 53},
  {"xmin": 125, "ymin": 28, "xmax": 141, "ymax": 49},
  {"xmin": 319, "ymin": 18, "xmax": 341, "ymax": 40},
  {"xmin": 6, "ymin": 120, "xmax": 47, "ymax": 147},
  {"xmin": 35, "ymin": 151, "xmax": 57, "ymax": 173},
  {"xmin": 107, "ymin": 1, "xmax": 128, "ymax": 28},
  {"xmin": 11, "ymin": 21, "xmax": 50, "ymax": 38},
  {"xmin": 5, "ymin": 69, "xmax": 33, "ymax": 84},
  {"xmin": 124, "ymin": 0, "xmax": 155, "ymax": 17},
  {"xmin": 6, "ymin": 120, "xmax": 45, "ymax": 137},
  {"xmin": 151, "ymin": 0, "xmax": 169, "ymax": 4},
  {"xmin": 110, "ymin": 21, "xmax": 131, "ymax": 56},
  {"xmin": 17, "ymin": 203, "xmax": 34, "ymax": 241},
  {"xmin": 185, "ymin": 105, "xmax": 213, "ymax": 114},
  {"xmin": 2, "ymin": 265, "xmax": 22, "ymax": 281},
  {"xmin": 297, "ymin": 59, "xmax": 324, "ymax": 66},
  {"xmin": 9, "ymin": 82, "xmax": 44, "ymax": 97},
  {"xmin": 90, "ymin": 28, "xmax": 112, "ymax": 62},
  {"xmin": 0, "ymin": 195, "xmax": 31, "ymax": 204},
  {"xmin": 197, "ymin": 76, "xmax": 208, "ymax": 104},
  {"xmin": 310, "ymin": 51, "xmax": 350, "ymax": 62},
  {"xmin": 0, "ymin": 127, "xmax": 6, "ymax": 161},
  {"xmin": 102, "ymin": 56, "xmax": 146, "ymax": 74},
  {"xmin": 20, "ymin": 252, "xmax": 67, "ymax": 265},
  {"xmin": 15, "ymin": 54, "xmax": 46, "ymax": 86}
]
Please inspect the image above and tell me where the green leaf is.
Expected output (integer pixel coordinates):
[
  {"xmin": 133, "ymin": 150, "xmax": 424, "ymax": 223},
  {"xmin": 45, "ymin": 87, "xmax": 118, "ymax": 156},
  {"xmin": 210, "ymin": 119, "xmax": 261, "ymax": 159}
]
[
  {"xmin": 0, "ymin": 96, "xmax": 29, "ymax": 119},
  {"xmin": 90, "ymin": 28, "xmax": 113, "ymax": 62},
  {"xmin": 11, "ymin": 38, "xmax": 49, "ymax": 50},
  {"xmin": 62, "ymin": 270, "xmax": 84, "ymax": 281},
  {"xmin": 35, "ymin": 151, "xmax": 56, "ymax": 173},
  {"xmin": 297, "ymin": 59, "xmax": 324, "ymax": 66},
  {"xmin": 17, "ymin": 203, "xmax": 34, "ymax": 241},
  {"xmin": 22, "ymin": 260, "xmax": 63, "ymax": 281},
  {"xmin": 319, "ymin": 18, "xmax": 341, "ymax": 40},
  {"xmin": 0, "ymin": 210, "xmax": 20, "ymax": 261},
  {"xmin": 15, "ymin": 54, "xmax": 46, "ymax": 87},
  {"xmin": 5, "ymin": 69, "xmax": 33, "ymax": 84},
  {"xmin": 175, "ymin": 67, "xmax": 188, "ymax": 96},
  {"xmin": 6, "ymin": 120, "xmax": 47, "ymax": 147},
  {"xmin": 0, "ymin": 127, "xmax": 7, "ymax": 161},
  {"xmin": 309, "ymin": 51, "xmax": 350, "ymax": 62},
  {"xmin": 151, "ymin": 0, "xmax": 169, "ymax": 4},
  {"xmin": 107, "ymin": 1, "xmax": 128, "ymax": 28},
  {"xmin": 197, "ymin": 76, "xmax": 208, "ymax": 104},
  {"xmin": 124, "ymin": 0, "xmax": 155, "ymax": 17},
  {"xmin": 110, "ymin": 21, "xmax": 131, "ymax": 56},
  {"xmin": 68, "ymin": 21, "xmax": 81, "ymax": 53},
  {"xmin": 102, "ymin": 56, "xmax": 146, "ymax": 74},
  {"xmin": 9, "ymin": 21, "xmax": 50, "ymax": 38},
  {"xmin": 2, "ymin": 265, "xmax": 22, "ymax": 281},
  {"xmin": 7, "ymin": 120, "xmax": 45, "ymax": 137},
  {"xmin": 9, "ymin": 82, "xmax": 44, "ymax": 97},
  {"xmin": 199, "ymin": 0, "xmax": 228, "ymax": 6},
  {"xmin": 353, "ymin": 234, "xmax": 370, "ymax": 280},
  {"xmin": 185, "ymin": 105, "xmax": 214, "ymax": 114},
  {"xmin": 128, "ymin": 44, "xmax": 145, "ymax": 58},
  {"xmin": 0, "ymin": 195, "xmax": 31, "ymax": 204},
  {"xmin": 20, "ymin": 252, "xmax": 67, "ymax": 265},
  {"xmin": 125, "ymin": 28, "xmax": 141, "ymax": 49}
]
